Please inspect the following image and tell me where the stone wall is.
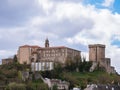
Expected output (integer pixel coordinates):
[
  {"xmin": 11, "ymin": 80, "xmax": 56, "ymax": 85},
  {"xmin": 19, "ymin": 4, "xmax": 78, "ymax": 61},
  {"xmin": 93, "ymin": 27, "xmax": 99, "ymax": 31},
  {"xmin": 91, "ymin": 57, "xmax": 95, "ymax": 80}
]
[{"xmin": 89, "ymin": 44, "xmax": 116, "ymax": 74}]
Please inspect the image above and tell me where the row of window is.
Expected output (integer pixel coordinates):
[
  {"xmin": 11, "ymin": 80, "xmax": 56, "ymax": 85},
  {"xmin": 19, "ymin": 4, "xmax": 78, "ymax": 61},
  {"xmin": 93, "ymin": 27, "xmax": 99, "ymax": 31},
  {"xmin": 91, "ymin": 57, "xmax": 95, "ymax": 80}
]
[
  {"xmin": 39, "ymin": 49, "xmax": 66, "ymax": 53},
  {"xmin": 41, "ymin": 53, "xmax": 66, "ymax": 57}
]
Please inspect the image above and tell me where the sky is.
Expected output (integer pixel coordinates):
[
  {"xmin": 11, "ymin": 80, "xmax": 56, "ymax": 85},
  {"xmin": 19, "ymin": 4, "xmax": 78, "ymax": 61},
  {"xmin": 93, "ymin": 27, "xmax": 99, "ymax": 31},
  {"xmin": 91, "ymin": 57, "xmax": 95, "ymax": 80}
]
[{"xmin": 0, "ymin": 0, "xmax": 120, "ymax": 73}]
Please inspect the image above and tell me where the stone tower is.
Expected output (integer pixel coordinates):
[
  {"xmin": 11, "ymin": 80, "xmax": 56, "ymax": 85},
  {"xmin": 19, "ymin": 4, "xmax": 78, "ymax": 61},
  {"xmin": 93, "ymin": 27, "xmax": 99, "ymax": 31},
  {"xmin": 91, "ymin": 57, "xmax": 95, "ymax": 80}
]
[
  {"xmin": 89, "ymin": 44, "xmax": 116, "ymax": 74},
  {"xmin": 89, "ymin": 44, "xmax": 105, "ymax": 62},
  {"xmin": 45, "ymin": 38, "xmax": 49, "ymax": 47}
]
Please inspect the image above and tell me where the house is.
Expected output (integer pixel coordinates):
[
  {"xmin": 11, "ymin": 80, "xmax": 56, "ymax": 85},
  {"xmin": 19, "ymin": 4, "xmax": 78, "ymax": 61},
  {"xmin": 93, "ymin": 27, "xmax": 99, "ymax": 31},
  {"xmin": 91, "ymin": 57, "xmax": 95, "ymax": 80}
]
[
  {"xmin": 2, "ymin": 58, "xmax": 13, "ymax": 64},
  {"xmin": 84, "ymin": 84, "xmax": 120, "ymax": 90},
  {"xmin": 73, "ymin": 87, "xmax": 81, "ymax": 90},
  {"xmin": 44, "ymin": 78, "xmax": 69, "ymax": 90}
]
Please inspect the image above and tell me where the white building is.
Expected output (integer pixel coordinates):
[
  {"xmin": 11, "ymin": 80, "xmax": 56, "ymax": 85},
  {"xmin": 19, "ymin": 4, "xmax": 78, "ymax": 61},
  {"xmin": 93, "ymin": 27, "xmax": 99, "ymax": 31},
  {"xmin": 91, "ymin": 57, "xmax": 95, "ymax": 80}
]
[
  {"xmin": 31, "ymin": 61, "xmax": 54, "ymax": 71},
  {"xmin": 73, "ymin": 87, "xmax": 81, "ymax": 90}
]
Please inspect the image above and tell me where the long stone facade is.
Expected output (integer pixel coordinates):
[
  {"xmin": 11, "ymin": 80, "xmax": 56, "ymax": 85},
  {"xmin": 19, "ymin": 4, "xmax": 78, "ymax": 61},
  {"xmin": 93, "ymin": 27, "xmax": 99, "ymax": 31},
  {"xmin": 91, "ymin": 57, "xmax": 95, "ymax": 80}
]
[
  {"xmin": 89, "ymin": 44, "xmax": 116, "ymax": 73},
  {"xmin": 17, "ymin": 38, "xmax": 81, "ymax": 65},
  {"xmin": 36, "ymin": 46, "xmax": 80, "ymax": 64}
]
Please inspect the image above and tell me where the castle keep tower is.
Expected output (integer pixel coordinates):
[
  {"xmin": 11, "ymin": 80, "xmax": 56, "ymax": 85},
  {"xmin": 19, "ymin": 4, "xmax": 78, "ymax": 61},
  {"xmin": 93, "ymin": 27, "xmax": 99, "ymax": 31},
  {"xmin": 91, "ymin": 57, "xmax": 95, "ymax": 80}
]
[
  {"xmin": 89, "ymin": 44, "xmax": 105, "ymax": 62},
  {"xmin": 89, "ymin": 44, "xmax": 116, "ymax": 73}
]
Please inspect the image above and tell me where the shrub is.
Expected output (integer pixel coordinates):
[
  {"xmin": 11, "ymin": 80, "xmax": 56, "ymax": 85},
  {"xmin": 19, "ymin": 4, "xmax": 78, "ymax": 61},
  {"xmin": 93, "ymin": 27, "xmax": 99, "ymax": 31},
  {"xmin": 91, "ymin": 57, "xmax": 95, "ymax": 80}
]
[{"xmin": 6, "ymin": 82, "xmax": 26, "ymax": 90}]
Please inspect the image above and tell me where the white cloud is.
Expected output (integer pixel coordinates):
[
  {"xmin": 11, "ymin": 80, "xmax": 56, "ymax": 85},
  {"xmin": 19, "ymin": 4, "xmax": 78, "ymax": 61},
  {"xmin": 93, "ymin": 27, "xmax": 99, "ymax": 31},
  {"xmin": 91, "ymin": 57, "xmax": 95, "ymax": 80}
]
[
  {"xmin": 32, "ymin": 0, "xmax": 120, "ymax": 73},
  {"xmin": 53, "ymin": 1, "xmax": 120, "ymax": 73},
  {"xmin": 0, "ymin": 50, "xmax": 16, "ymax": 59},
  {"xmin": 102, "ymin": 0, "xmax": 114, "ymax": 7},
  {"xmin": 81, "ymin": 52, "xmax": 89, "ymax": 61},
  {"xmin": 106, "ymin": 45, "xmax": 120, "ymax": 74},
  {"xmin": 38, "ymin": 0, "xmax": 54, "ymax": 14},
  {"xmin": 0, "ymin": 0, "xmax": 120, "ymax": 73}
]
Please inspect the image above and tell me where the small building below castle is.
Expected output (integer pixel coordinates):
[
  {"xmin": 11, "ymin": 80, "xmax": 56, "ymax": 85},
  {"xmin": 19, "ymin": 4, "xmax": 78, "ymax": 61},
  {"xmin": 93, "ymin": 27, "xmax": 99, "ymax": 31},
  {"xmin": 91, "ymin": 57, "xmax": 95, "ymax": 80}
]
[
  {"xmin": 44, "ymin": 78, "xmax": 69, "ymax": 90},
  {"xmin": 84, "ymin": 84, "xmax": 120, "ymax": 90},
  {"xmin": 31, "ymin": 61, "xmax": 54, "ymax": 71},
  {"xmin": 2, "ymin": 58, "xmax": 13, "ymax": 64}
]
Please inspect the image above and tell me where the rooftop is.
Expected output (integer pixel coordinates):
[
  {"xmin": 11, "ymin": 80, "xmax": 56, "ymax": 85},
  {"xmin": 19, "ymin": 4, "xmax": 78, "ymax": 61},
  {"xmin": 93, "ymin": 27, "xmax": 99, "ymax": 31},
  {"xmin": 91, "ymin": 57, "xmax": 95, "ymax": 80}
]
[{"xmin": 89, "ymin": 44, "xmax": 105, "ymax": 48}]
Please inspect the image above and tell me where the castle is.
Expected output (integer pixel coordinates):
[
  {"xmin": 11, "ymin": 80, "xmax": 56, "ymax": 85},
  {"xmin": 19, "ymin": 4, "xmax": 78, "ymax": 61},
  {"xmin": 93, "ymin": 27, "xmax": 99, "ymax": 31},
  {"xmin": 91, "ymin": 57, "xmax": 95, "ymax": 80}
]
[
  {"xmin": 17, "ymin": 38, "xmax": 81, "ymax": 65},
  {"xmin": 2, "ymin": 39, "xmax": 116, "ymax": 73}
]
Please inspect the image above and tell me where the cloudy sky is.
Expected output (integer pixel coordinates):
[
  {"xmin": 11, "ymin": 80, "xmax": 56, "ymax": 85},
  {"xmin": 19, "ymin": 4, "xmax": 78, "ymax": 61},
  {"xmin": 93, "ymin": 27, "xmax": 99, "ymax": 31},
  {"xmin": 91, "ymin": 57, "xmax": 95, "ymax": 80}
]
[{"xmin": 0, "ymin": 0, "xmax": 120, "ymax": 73}]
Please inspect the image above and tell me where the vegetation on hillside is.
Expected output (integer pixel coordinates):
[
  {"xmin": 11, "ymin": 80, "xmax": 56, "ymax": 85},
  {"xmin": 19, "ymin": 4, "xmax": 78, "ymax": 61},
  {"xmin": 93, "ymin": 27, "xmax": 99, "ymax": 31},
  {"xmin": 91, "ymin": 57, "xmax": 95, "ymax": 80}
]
[
  {"xmin": 0, "ymin": 55, "xmax": 120, "ymax": 89},
  {"xmin": 40, "ymin": 56, "xmax": 120, "ymax": 89},
  {"xmin": 0, "ymin": 58, "xmax": 48, "ymax": 90}
]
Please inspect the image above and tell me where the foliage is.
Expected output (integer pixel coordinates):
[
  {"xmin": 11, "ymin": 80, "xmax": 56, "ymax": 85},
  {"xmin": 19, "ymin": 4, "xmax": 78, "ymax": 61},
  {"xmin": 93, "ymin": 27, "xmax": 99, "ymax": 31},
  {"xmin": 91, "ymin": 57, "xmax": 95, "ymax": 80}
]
[
  {"xmin": 64, "ymin": 55, "xmax": 92, "ymax": 72},
  {"xmin": 0, "ymin": 56, "xmax": 120, "ymax": 90},
  {"xmin": 26, "ymin": 82, "xmax": 35, "ymax": 90},
  {"xmin": 65, "ymin": 56, "xmax": 76, "ymax": 71},
  {"xmin": 38, "ymin": 83, "xmax": 48, "ymax": 90},
  {"xmin": 18, "ymin": 71, "xmax": 22, "ymax": 81},
  {"xmin": 2, "ymin": 69, "xmax": 17, "ymax": 78},
  {"xmin": 0, "ymin": 63, "xmax": 30, "ymax": 71},
  {"xmin": 6, "ymin": 82, "xmax": 48, "ymax": 90},
  {"xmin": 41, "ymin": 63, "xmax": 63, "ymax": 79},
  {"xmin": 94, "ymin": 62, "xmax": 106, "ymax": 71},
  {"xmin": 80, "ymin": 60, "xmax": 92, "ymax": 72},
  {"xmin": 61, "ymin": 70, "xmax": 120, "ymax": 89},
  {"xmin": 0, "ymin": 74, "xmax": 6, "ymax": 81},
  {"xmin": 52, "ymin": 84, "xmax": 58, "ymax": 90},
  {"xmin": 26, "ymin": 82, "xmax": 48, "ymax": 90},
  {"xmin": 40, "ymin": 71, "xmax": 53, "ymax": 78},
  {"xmin": 13, "ymin": 55, "xmax": 18, "ymax": 63},
  {"xmin": 54, "ymin": 63, "xmax": 62, "ymax": 74},
  {"xmin": 6, "ymin": 82, "xmax": 26, "ymax": 90}
]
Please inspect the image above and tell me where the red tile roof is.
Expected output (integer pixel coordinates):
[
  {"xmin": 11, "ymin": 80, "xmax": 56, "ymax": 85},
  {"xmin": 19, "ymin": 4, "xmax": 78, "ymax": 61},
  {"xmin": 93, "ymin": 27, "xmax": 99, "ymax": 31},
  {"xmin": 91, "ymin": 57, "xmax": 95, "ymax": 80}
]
[
  {"xmin": 43, "ymin": 46, "xmax": 66, "ymax": 49},
  {"xmin": 31, "ymin": 45, "xmax": 41, "ymax": 48},
  {"xmin": 20, "ymin": 45, "xmax": 41, "ymax": 48},
  {"xmin": 19, "ymin": 45, "xmax": 80, "ymax": 52},
  {"xmin": 20, "ymin": 45, "xmax": 30, "ymax": 48}
]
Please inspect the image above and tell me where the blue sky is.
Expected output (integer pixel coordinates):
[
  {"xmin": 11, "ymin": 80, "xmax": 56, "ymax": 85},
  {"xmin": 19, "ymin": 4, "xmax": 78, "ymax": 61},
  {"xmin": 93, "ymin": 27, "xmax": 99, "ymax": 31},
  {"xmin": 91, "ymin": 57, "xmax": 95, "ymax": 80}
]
[
  {"xmin": 84, "ymin": 0, "xmax": 120, "ymax": 13},
  {"xmin": 0, "ymin": 0, "xmax": 120, "ymax": 73}
]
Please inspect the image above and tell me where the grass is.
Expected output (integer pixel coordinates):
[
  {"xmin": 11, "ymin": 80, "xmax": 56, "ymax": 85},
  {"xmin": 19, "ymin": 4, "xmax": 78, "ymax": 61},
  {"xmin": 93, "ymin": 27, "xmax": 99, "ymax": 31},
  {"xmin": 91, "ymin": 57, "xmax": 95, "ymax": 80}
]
[{"xmin": 62, "ymin": 70, "xmax": 120, "ymax": 88}]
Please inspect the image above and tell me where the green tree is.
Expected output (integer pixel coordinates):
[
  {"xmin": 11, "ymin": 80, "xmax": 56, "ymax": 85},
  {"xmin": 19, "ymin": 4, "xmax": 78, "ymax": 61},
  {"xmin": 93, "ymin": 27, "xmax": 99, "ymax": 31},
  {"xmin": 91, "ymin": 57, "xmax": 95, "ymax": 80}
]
[
  {"xmin": 78, "ymin": 56, "xmax": 92, "ymax": 72},
  {"xmin": 18, "ymin": 71, "xmax": 22, "ymax": 81},
  {"xmin": 26, "ymin": 82, "xmax": 35, "ymax": 90},
  {"xmin": 6, "ymin": 82, "xmax": 26, "ymax": 90},
  {"xmin": 13, "ymin": 55, "xmax": 18, "ymax": 63},
  {"xmin": 65, "ymin": 56, "xmax": 76, "ymax": 71},
  {"xmin": 54, "ymin": 63, "xmax": 62, "ymax": 76},
  {"xmin": 52, "ymin": 84, "xmax": 58, "ymax": 90},
  {"xmin": 84, "ymin": 61, "xmax": 92, "ymax": 72},
  {"xmin": 74, "ymin": 55, "xmax": 81, "ymax": 66},
  {"xmin": 37, "ymin": 83, "xmax": 48, "ymax": 90},
  {"xmin": 74, "ymin": 55, "xmax": 81, "ymax": 72}
]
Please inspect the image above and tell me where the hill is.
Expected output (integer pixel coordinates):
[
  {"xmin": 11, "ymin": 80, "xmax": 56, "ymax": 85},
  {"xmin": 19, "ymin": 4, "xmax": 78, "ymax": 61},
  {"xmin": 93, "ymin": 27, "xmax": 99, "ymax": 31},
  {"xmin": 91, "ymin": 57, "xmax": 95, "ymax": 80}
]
[
  {"xmin": 0, "ymin": 63, "xmax": 48, "ymax": 90},
  {"xmin": 0, "ymin": 62, "xmax": 120, "ymax": 90},
  {"xmin": 61, "ymin": 71, "xmax": 120, "ymax": 89}
]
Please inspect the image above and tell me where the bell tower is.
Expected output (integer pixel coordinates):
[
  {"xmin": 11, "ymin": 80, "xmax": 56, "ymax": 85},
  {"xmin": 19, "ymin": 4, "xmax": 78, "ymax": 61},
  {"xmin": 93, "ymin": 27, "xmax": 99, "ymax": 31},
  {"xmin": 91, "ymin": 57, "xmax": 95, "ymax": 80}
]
[{"xmin": 45, "ymin": 38, "xmax": 49, "ymax": 47}]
